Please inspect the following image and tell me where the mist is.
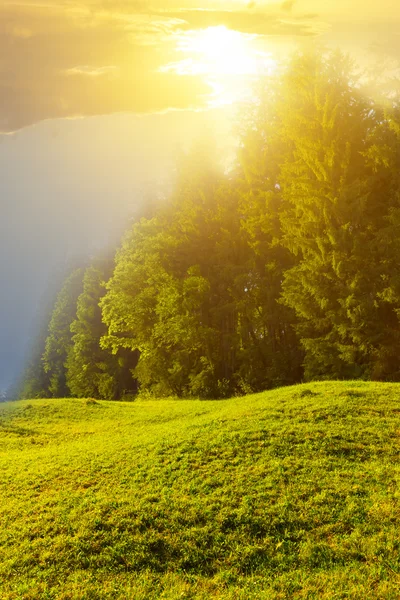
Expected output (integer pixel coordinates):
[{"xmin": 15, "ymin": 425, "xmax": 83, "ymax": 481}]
[{"xmin": 0, "ymin": 108, "xmax": 234, "ymax": 393}]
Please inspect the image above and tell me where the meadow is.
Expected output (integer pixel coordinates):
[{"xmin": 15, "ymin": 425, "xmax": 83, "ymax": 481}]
[{"xmin": 1, "ymin": 381, "xmax": 400, "ymax": 599}]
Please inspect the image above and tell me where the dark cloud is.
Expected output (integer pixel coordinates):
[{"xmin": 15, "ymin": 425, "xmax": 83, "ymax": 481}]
[
  {"xmin": 0, "ymin": 1, "xmax": 320, "ymax": 132},
  {"xmin": 0, "ymin": 4, "xmax": 211, "ymax": 132},
  {"xmin": 0, "ymin": 0, "xmax": 324, "ymax": 133}
]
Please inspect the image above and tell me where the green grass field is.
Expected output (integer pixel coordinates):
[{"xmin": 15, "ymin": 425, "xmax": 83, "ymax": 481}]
[{"xmin": 1, "ymin": 381, "xmax": 400, "ymax": 599}]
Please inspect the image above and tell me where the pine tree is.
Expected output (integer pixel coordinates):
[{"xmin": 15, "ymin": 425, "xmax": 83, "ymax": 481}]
[
  {"xmin": 101, "ymin": 209, "xmax": 219, "ymax": 398},
  {"xmin": 276, "ymin": 51, "xmax": 400, "ymax": 379},
  {"xmin": 42, "ymin": 268, "xmax": 84, "ymax": 397},
  {"xmin": 101, "ymin": 144, "xmax": 241, "ymax": 397},
  {"xmin": 101, "ymin": 138, "xmax": 303, "ymax": 397},
  {"xmin": 66, "ymin": 258, "xmax": 137, "ymax": 399},
  {"xmin": 235, "ymin": 72, "xmax": 304, "ymax": 389},
  {"xmin": 15, "ymin": 266, "xmax": 72, "ymax": 399}
]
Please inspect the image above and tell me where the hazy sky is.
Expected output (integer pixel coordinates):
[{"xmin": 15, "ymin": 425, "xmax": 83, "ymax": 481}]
[{"xmin": 1, "ymin": 0, "xmax": 399, "ymax": 391}]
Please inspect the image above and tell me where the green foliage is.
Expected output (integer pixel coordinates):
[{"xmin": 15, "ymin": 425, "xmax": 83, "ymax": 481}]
[
  {"xmin": 101, "ymin": 179, "xmax": 228, "ymax": 398},
  {"xmin": 261, "ymin": 51, "xmax": 400, "ymax": 381},
  {"xmin": 1, "ymin": 382, "xmax": 400, "ymax": 598},
  {"xmin": 101, "ymin": 134, "xmax": 304, "ymax": 398},
  {"xmin": 237, "ymin": 111, "xmax": 304, "ymax": 389},
  {"xmin": 97, "ymin": 51, "xmax": 400, "ymax": 394},
  {"xmin": 17, "ymin": 356, "xmax": 51, "ymax": 400},
  {"xmin": 15, "ymin": 269, "xmax": 71, "ymax": 400},
  {"xmin": 66, "ymin": 259, "xmax": 137, "ymax": 399},
  {"xmin": 19, "ymin": 50, "xmax": 400, "ymax": 397},
  {"xmin": 42, "ymin": 268, "xmax": 84, "ymax": 397}
]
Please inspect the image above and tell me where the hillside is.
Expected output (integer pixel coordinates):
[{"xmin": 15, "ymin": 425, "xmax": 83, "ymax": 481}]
[{"xmin": 1, "ymin": 382, "xmax": 400, "ymax": 599}]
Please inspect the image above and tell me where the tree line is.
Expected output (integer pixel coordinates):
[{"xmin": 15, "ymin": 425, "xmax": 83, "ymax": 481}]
[{"xmin": 17, "ymin": 51, "xmax": 400, "ymax": 400}]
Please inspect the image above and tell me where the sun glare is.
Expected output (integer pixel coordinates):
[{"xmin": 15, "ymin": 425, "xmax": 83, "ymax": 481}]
[
  {"xmin": 162, "ymin": 26, "xmax": 277, "ymax": 106},
  {"xmin": 178, "ymin": 26, "xmax": 266, "ymax": 76}
]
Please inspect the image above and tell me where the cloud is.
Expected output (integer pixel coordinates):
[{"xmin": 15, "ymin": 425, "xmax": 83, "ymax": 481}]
[
  {"xmin": 158, "ymin": 8, "xmax": 320, "ymax": 36},
  {"xmin": 0, "ymin": 1, "xmax": 322, "ymax": 132},
  {"xmin": 65, "ymin": 65, "xmax": 119, "ymax": 77}
]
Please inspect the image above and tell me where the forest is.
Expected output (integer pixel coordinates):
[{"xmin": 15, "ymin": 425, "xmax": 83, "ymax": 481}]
[{"xmin": 17, "ymin": 51, "xmax": 400, "ymax": 400}]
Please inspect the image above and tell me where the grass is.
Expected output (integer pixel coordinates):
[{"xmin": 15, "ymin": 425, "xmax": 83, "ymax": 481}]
[{"xmin": 1, "ymin": 380, "xmax": 400, "ymax": 599}]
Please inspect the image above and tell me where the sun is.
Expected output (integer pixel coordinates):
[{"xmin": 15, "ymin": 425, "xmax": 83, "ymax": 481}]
[
  {"xmin": 162, "ymin": 26, "xmax": 278, "ymax": 106},
  {"xmin": 177, "ymin": 26, "xmax": 265, "ymax": 77}
]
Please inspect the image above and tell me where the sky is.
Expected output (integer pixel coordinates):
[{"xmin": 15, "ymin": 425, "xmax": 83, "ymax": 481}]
[{"xmin": 1, "ymin": 0, "xmax": 400, "ymax": 392}]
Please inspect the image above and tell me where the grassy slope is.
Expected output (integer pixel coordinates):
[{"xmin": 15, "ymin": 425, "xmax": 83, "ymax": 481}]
[{"xmin": 1, "ymin": 382, "xmax": 400, "ymax": 599}]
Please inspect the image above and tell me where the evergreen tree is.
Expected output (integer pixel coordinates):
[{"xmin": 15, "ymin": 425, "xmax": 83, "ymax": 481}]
[
  {"xmin": 236, "ymin": 85, "xmax": 304, "ymax": 388},
  {"xmin": 275, "ymin": 51, "xmax": 400, "ymax": 379},
  {"xmin": 22, "ymin": 51, "xmax": 400, "ymax": 399},
  {"xmin": 16, "ymin": 265, "xmax": 73, "ymax": 399},
  {"xmin": 17, "ymin": 345, "xmax": 51, "ymax": 400},
  {"xmin": 101, "ymin": 199, "xmax": 221, "ymax": 398},
  {"xmin": 101, "ymin": 143, "xmax": 238, "ymax": 397},
  {"xmin": 42, "ymin": 268, "xmax": 84, "ymax": 397},
  {"xmin": 66, "ymin": 258, "xmax": 137, "ymax": 399},
  {"xmin": 102, "ymin": 140, "xmax": 303, "ymax": 397}
]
